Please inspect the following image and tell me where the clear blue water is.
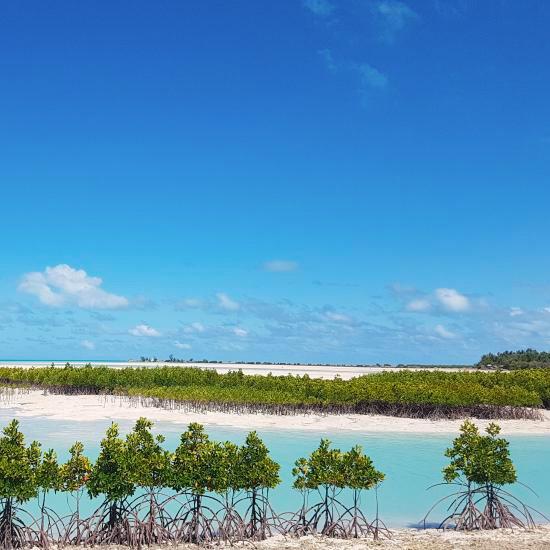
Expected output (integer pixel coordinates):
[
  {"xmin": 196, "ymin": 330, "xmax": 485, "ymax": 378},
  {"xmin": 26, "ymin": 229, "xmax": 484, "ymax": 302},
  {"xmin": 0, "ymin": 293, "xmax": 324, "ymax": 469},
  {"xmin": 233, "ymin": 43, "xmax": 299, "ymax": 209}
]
[{"xmin": 2, "ymin": 411, "xmax": 549, "ymax": 528}]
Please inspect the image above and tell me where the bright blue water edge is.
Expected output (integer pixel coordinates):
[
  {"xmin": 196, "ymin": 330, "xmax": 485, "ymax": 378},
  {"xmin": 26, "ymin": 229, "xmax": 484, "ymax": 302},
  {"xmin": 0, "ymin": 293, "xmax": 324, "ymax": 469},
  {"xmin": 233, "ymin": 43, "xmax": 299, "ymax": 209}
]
[{"xmin": 2, "ymin": 411, "xmax": 548, "ymax": 528}]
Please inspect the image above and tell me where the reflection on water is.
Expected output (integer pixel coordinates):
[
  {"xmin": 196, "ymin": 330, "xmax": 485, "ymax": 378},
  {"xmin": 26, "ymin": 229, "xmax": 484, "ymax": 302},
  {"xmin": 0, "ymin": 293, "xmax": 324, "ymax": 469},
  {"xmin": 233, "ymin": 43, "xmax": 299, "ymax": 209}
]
[{"xmin": 3, "ymin": 409, "xmax": 549, "ymax": 528}]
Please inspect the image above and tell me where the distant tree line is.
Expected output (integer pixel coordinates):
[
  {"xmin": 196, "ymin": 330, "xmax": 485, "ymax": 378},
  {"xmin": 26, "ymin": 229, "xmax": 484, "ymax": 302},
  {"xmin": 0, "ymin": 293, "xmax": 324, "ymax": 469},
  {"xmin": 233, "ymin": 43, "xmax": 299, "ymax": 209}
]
[
  {"xmin": 137, "ymin": 356, "xmax": 392, "ymax": 367},
  {"xmin": 477, "ymin": 349, "xmax": 550, "ymax": 370}
]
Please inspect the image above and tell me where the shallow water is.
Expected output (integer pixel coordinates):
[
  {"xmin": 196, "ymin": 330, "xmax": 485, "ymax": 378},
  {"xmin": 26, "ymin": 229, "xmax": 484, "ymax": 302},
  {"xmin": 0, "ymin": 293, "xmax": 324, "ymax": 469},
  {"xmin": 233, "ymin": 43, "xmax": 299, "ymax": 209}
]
[{"xmin": 2, "ymin": 410, "xmax": 548, "ymax": 528}]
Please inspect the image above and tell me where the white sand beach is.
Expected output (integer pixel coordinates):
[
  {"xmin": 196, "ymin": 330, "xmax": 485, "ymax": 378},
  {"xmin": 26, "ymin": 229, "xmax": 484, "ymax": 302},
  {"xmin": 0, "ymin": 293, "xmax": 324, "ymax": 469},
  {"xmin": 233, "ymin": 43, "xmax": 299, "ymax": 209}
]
[
  {"xmin": 2, "ymin": 390, "xmax": 549, "ymax": 435},
  {"xmin": 254, "ymin": 527, "xmax": 550, "ymax": 549},
  {"xmin": 97, "ymin": 527, "xmax": 550, "ymax": 549},
  {"xmin": 257, "ymin": 527, "xmax": 550, "ymax": 549}
]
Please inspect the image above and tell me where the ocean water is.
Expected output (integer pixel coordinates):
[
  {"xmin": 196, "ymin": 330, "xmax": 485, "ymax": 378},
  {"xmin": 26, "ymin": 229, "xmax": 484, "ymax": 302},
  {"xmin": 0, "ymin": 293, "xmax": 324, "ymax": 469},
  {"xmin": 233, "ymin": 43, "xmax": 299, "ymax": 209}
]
[{"xmin": 2, "ymin": 411, "xmax": 548, "ymax": 528}]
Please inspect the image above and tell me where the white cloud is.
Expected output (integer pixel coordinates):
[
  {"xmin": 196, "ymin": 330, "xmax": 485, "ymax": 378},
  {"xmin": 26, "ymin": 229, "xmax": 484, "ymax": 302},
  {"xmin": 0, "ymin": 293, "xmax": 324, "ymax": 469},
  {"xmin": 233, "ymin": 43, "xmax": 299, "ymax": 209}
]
[
  {"xmin": 303, "ymin": 0, "xmax": 334, "ymax": 17},
  {"xmin": 406, "ymin": 298, "xmax": 431, "ymax": 312},
  {"xmin": 233, "ymin": 327, "xmax": 248, "ymax": 337},
  {"xmin": 129, "ymin": 324, "xmax": 161, "ymax": 337},
  {"xmin": 174, "ymin": 341, "xmax": 192, "ymax": 350},
  {"xmin": 435, "ymin": 288, "xmax": 470, "ymax": 312},
  {"xmin": 216, "ymin": 292, "xmax": 240, "ymax": 311},
  {"xmin": 356, "ymin": 63, "xmax": 388, "ymax": 90},
  {"xmin": 263, "ymin": 260, "xmax": 298, "ymax": 272},
  {"xmin": 19, "ymin": 264, "xmax": 128, "ymax": 310},
  {"xmin": 324, "ymin": 311, "xmax": 352, "ymax": 323},
  {"xmin": 390, "ymin": 282, "xmax": 417, "ymax": 295},
  {"xmin": 183, "ymin": 322, "xmax": 206, "ymax": 334},
  {"xmin": 374, "ymin": 1, "xmax": 419, "ymax": 42},
  {"xmin": 81, "ymin": 339, "xmax": 95, "ymax": 350},
  {"xmin": 177, "ymin": 298, "xmax": 203, "ymax": 309},
  {"xmin": 510, "ymin": 307, "xmax": 524, "ymax": 317},
  {"xmin": 434, "ymin": 324, "xmax": 456, "ymax": 339},
  {"xmin": 318, "ymin": 50, "xmax": 388, "ymax": 97},
  {"xmin": 318, "ymin": 49, "xmax": 337, "ymax": 73}
]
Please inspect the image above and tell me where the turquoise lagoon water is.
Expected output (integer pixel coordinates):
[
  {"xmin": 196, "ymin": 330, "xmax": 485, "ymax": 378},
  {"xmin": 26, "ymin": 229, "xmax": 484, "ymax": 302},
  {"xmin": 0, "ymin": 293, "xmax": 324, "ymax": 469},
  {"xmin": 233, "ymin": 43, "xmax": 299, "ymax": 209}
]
[{"xmin": 2, "ymin": 410, "xmax": 549, "ymax": 528}]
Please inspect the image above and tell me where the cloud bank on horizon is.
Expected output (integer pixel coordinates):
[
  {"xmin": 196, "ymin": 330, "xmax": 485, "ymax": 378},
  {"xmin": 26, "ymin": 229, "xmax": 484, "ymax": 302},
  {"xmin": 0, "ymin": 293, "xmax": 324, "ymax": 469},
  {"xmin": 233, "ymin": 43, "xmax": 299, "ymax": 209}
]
[{"xmin": 5, "ymin": 262, "xmax": 550, "ymax": 364}]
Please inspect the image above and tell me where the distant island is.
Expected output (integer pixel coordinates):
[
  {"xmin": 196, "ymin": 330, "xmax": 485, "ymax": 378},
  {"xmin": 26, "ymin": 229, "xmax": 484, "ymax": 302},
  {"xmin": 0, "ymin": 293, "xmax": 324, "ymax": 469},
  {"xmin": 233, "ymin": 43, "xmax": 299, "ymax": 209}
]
[
  {"xmin": 131, "ymin": 354, "xmax": 470, "ymax": 369},
  {"xmin": 128, "ymin": 349, "xmax": 550, "ymax": 371},
  {"xmin": 477, "ymin": 349, "xmax": 550, "ymax": 370}
]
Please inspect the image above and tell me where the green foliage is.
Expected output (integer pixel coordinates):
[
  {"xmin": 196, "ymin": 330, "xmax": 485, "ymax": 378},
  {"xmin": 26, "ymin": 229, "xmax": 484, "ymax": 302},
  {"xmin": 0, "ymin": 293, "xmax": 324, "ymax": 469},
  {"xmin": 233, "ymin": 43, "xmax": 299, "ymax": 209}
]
[
  {"xmin": 125, "ymin": 417, "xmax": 171, "ymax": 490},
  {"xmin": 0, "ymin": 420, "xmax": 41, "ymax": 503},
  {"xmin": 293, "ymin": 439, "xmax": 344, "ymax": 490},
  {"xmin": 1, "ymin": 364, "xmax": 549, "ymax": 413},
  {"xmin": 293, "ymin": 439, "xmax": 383, "ymax": 492},
  {"xmin": 59, "ymin": 441, "xmax": 91, "ymax": 493},
  {"xmin": 37, "ymin": 449, "xmax": 60, "ymax": 494},
  {"xmin": 292, "ymin": 439, "xmax": 385, "ymax": 537},
  {"xmin": 292, "ymin": 458, "xmax": 310, "ymax": 492},
  {"xmin": 170, "ymin": 423, "xmax": 219, "ymax": 494},
  {"xmin": 87, "ymin": 423, "xmax": 134, "ymax": 502},
  {"xmin": 169, "ymin": 426, "xmax": 280, "ymax": 541},
  {"xmin": 478, "ymin": 349, "xmax": 550, "ymax": 370},
  {"xmin": 443, "ymin": 420, "xmax": 517, "ymax": 486},
  {"xmin": 237, "ymin": 432, "xmax": 280, "ymax": 492},
  {"xmin": 427, "ymin": 420, "xmax": 530, "ymax": 531},
  {"xmin": 343, "ymin": 445, "xmax": 385, "ymax": 491},
  {"xmin": 210, "ymin": 441, "xmax": 240, "ymax": 495}
]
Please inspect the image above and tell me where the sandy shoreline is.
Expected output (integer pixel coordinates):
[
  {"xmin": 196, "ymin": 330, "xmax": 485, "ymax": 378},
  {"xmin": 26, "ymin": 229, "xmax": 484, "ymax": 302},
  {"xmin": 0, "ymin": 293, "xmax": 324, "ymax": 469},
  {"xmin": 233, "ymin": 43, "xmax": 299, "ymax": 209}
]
[
  {"xmin": 2, "ymin": 390, "xmax": 549, "ymax": 435},
  {"xmin": 255, "ymin": 527, "xmax": 550, "ymax": 549},
  {"xmin": 79, "ymin": 527, "xmax": 550, "ymax": 549},
  {"xmin": 3, "ymin": 392, "xmax": 549, "ymax": 547}
]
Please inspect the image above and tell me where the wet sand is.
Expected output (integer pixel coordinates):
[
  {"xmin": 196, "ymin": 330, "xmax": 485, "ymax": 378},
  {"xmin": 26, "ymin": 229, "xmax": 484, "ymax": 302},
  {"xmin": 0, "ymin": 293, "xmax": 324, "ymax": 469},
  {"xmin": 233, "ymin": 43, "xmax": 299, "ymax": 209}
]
[{"xmin": 2, "ymin": 390, "xmax": 549, "ymax": 435}]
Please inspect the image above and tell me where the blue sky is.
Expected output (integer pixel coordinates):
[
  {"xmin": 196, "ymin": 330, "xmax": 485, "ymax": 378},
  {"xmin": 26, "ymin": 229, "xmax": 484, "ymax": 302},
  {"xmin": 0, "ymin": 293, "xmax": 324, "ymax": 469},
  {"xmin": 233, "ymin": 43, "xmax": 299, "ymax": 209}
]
[{"xmin": 1, "ymin": 1, "xmax": 550, "ymax": 363}]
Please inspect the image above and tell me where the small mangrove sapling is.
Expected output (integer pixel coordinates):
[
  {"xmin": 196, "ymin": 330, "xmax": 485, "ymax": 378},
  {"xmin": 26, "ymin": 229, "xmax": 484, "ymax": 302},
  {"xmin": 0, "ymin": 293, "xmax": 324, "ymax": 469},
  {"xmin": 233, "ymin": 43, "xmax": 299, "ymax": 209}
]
[
  {"xmin": 0, "ymin": 420, "xmax": 41, "ymax": 549},
  {"xmin": 425, "ymin": 420, "xmax": 539, "ymax": 530},
  {"xmin": 86, "ymin": 423, "xmax": 135, "ymax": 544}
]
